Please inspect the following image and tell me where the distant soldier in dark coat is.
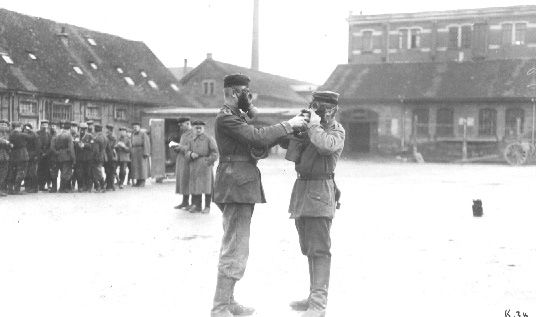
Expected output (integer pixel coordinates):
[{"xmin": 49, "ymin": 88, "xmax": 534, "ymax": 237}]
[
  {"xmin": 104, "ymin": 124, "xmax": 118, "ymax": 190},
  {"xmin": 90, "ymin": 124, "xmax": 107, "ymax": 193},
  {"xmin": 37, "ymin": 120, "xmax": 52, "ymax": 191},
  {"xmin": 184, "ymin": 120, "xmax": 218, "ymax": 213},
  {"xmin": 0, "ymin": 119, "xmax": 11, "ymax": 196},
  {"xmin": 23, "ymin": 123, "xmax": 41, "ymax": 193},
  {"xmin": 115, "ymin": 127, "xmax": 131, "ymax": 189},
  {"xmin": 75, "ymin": 123, "xmax": 92, "ymax": 192},
  {"xmin": 130, "ymin": 123, "xmax": 150, "ymax": 187},
  {"xmin": 209, "ymin": 74, "xmax": 307, "ymax": 317},
  {"xmin": 7, "ymin": 122, "xmax": 29, "ymax": 195},
  {"xmin": 70, "ymin": 122, "xmax": 81, "ymax": 190},
  {"xmin": 282, "ymin": 91, "xmax": 345, "ymax": 317},
  {"xmin": 48, "ymin": 121, "xmax": 61, "ymax": 193},
  {"xmin": 170, "ymin": 117, "xmax": 193, "ymax": 209},
  {"xmin": 53, "ymin": 121, "xmax": 76, "ymax": 193}
]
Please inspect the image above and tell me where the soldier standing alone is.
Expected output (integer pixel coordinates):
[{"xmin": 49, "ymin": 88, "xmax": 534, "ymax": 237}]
[
  {"xmin": 171, "ymin": 117, "xmax": 193, "ymax": 209},
  {"xmin": 130, "ymin": 123, "xmax": 150, "ymax": 187},
  {"xmin": 210, "ymin": 74, "xmax": 307, "ymax": 317}
]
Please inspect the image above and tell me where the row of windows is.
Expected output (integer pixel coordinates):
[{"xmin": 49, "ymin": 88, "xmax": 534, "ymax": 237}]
[
  {"xmin": 19, "ymin": 100, "xmax": 129, "ymax": 122},
  {"xmin": 359, "ymin": 22, "xmax": 529, "ymax": 51},
  {"xmin": 413, "ymin": 107, "xmax": 525, "ymax": 137}
]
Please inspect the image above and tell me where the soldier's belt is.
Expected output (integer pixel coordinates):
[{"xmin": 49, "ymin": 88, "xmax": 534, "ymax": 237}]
[
  {"xmin": 219, "ymin": 155, "xmax": 252, "ymax": 163},
  {"xmin": 297, "ymin": 172, "xmax": 334, "ymax": 180}
]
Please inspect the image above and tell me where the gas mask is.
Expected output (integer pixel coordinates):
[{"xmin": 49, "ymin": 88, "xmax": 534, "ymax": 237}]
[
  {"xmin": 235, "ymin": 88, "xmax": 257, "ymax": 118},
  {"xmin": 309, "ymin": 101, "xmax": 337, "ymax": 124}
]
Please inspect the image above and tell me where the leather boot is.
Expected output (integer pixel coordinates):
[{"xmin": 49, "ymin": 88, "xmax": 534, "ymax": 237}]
[
  {"xmin": 49, "ymin": 180, "xmax": 57, "ymax": 193},
  {"xmin": 228, "ymin": 280, "xmax": 255, "ymax": 316},
  {"xmin": 302, "ymin": 256, "xmax": 330, "ymax": 317},
  {"xmin": 211, "ymin": 275, "xmax": 234, "ymax": 317},
  {"xmin": 290, "ymin": 256, "xmax": 313, "ymax": 311}
]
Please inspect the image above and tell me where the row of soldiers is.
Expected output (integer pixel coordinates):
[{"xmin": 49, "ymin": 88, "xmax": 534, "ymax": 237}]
[{"xmin": 0, "ymin": 119, "xmax": 151, "ymax": 196}]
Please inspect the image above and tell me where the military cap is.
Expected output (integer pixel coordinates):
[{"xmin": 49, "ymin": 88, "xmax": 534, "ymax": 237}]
[
  {"xmin": 224, "ymin": 74, "xmax": 250, "ymax": 88},
  {"xmin": 106, "ymin": 124, "xmax": 114, "ymax": 130},
  {"xmin": 24, "ymin": 122, "xmax": 33, "ymax": 129},
  {"xmin": 177, "ymin": 117, "xmax": 190, "ymax": 124},
  {"xmin": 118, "ymin": 126, "xmax": 127, "ymax": 131},
  {"xmin": 11, "ymin": 121, "xmax": 22, "ymax": 128},
  {"xmin": 312, "ymin": 91, "xmax": 339, "ymax": 105},
  {"xmin": 49, "ymin": 121, "xmax": 59, "ymax": 126},
  {"xmin": 192, "ymin": 120, "xmax": 206, "ymax": 126},
  {"xmin": 131, "ymin": 122, "xmax": 141, "ymax": 126},
  {"xmin": 94, "ymin": 123, "xmax": 103, "ymax": 132},
  {"xmin": 70, "ymin": 121, "xmax": 78, "ymax": 127},
  {"xmin": 86, "ymin": 120, "xmax": 94, "ymax": 125},
  {"xmin": 40, "ymin": 119, "xmax": 49, "ymax": 124},
  {"xmin": 79, "ymin": 122, "xmax": 88, "ymax": 129}
]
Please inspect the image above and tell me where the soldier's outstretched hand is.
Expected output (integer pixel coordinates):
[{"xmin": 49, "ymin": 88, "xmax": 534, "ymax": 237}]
[
  {"xmin": 308, "ymin": 110, "xmax": 321, "ymax": 126},
  {"xmin": 287, "ymin": 114, "xmax": 308, "ymax": 129}
]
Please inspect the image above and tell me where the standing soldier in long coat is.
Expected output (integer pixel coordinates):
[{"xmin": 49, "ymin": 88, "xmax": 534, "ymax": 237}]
[
  {"xmin": 7, "ymin": 121, "xmax": 29, "ymax": 195},
  {"xmin": 171, "ymin": 117, "xmax": 193, "ymax": 209},
  {"xmin": 130, "ymin": 122, "xmax": 150, "ymax": 187},
  {"xmin": 48, "ymin": 121, "xmax": 60, "ymax": 193},
  {"xmin": 104, "ymin": 124, "xmax": 118, "ymax": 190},
  {"xmin": 209, "ymin": 74, "xmax": 307, "ymax": 317},
  {"xmin": 54, "ymin": 121, "xmax": 76, "ymax": 193},
  {"xmin": 184, "ymin": 120, "xmax": 217, "ymax": 213},
  {"xmin": 75, "ymin": 123, "xmax": 92, "ymax": 192},
  {"xmin": 90, "ymin": 123, "xmax": 107, "ymax": 193},
  {"xmin": 70, "ymin": 122, "xmax": 80, "ymax": 190},
  {"xmin": 281, "ymin": 91, "xmax": 345, "ymax": 317},
  {"xmin": 115, "ymin": 127, "xmax": 131, "ymax": 189},
  {"xmin": 23, "ymin": 123, "xmax": 41, "ymax": 193},
  {"xmin": 37, "ymin": 120, "xmax": 51, "ymax": 191},
  {"xmin": 0, "ymin": 119, "xmax": 11, "ymax": 197}
]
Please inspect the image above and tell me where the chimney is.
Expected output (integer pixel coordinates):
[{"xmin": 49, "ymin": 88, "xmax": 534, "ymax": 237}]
[
  {"xmin": 57, "ymin": 25, "xmax": 69, "ymax": 46},
  {"xmin": 183, "ymin": 59, "xmax": 188, "ymax": 77},
  {"xmin": 206, "ymin": 53, "xmax": 213, "ymax": 60},
  {"xmin": 251, "ymin": 0, "xmax": 259, "ymax": 70}
]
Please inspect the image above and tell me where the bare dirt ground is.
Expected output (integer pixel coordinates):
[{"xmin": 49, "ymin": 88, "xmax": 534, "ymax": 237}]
[{"xmin": 1, "ymin": 157, "xmax": 535, "ymax": 317}]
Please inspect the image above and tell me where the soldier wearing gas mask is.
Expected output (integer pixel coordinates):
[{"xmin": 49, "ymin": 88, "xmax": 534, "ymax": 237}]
[
  {"xmin": 210, "ymin": 73, "xmax": 308, "ymax": 317},
  {"xmin": 280, "ymin": 91, "xmax": 345, "ymax": 317}
]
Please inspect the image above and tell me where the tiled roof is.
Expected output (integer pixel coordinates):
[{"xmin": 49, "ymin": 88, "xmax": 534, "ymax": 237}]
[
  {"xmin": 321, "ymin": 59, "xmax": 536, "ymax": 103},
  {"xmin": 0, "ymin": 8, "xmax": 188, "ymax": 107},
  {"xmin": 180, "ymin": 58, "xmax": 312, "ymax": 105}
]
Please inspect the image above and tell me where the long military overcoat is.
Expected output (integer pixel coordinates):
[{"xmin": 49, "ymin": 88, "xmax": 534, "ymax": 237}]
[
  {"xmin": 115, "ymin": 135, "xmax": 131, "ymax": 162},
  {"xmin": 185, "ymin": 133, "xmax": 218, "ymax": 195},
  {"xmin": 213, "ymin": 105, "xmax": 293, "ymax": 204},
  {"xmin": 130, "ymin": 130, "xmax": 150, "ymax": 180},
  {"xmin": 285, "ymin": 121, "xmax": 345, "ymax": 219},
  {"xmin": 9, "ymin": 131, "xmax": 29, "ymax": 162},
  {"xmin": 174, "ymin": 129, "xmax": 193, "ymax": 194}
]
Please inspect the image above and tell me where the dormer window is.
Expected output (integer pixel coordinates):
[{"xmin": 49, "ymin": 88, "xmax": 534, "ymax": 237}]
[
  {"xmin": 28, "ymin": 52, "xmax": 37, "ymax": 60},
  {"xmin": 87, "ymin": 38, "xmax": 97, "ymax": 46},
  {"xmin": 73, "ymin": 66, "xmax": 83, "ymax": 75},
  {"xmin": 148, "ymin": 80, "xmax": 158, "ymax": 89},
  {"xmin": 124, "ymin": 77, "xmax": 135, "ymax": 86},
  {"xmin": 170, "ymin": 83, "xmax": 179, "ymax": 91},
  {"xmin": 140, "ymin": 71, "xmax": 148, "ymax": 78},
  {"xmin": 116, "ymin": 67, "xmax": 124, "ymax": 74},
  {"xmin": 89, "ymin": 62, "xmax": 98, "ymax": 70},
  {"xmin": 1, "ymin": 54, "xmax": 14, "ymax": 64}
]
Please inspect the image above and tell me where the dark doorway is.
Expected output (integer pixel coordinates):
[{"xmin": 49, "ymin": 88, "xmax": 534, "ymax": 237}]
[{"xmin": 349, "ymin": 122, "xmax": 371, "ymax": 152}]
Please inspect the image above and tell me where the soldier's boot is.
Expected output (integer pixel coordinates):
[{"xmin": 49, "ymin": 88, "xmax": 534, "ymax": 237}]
[
  {"xmin": 228, "ymin": 280, "xmax": 255, "ymax": 316},
  {"xmin": 290, "ymin": 256, "xmax": 313, "ymax": 311},
  {"xmin": 211, "ymin": 275, "xmax": 234, "ymax": 317},
  {"xmin": 58, "ymin": 179, "xmax": 65, "ymax": 193},
  {"xmin": 302, "ymin": 256, "xmax": 330, "ymax": 317},
  {"xmin": 49, "ymin": 180, "xmax": 57, "ymax": 193}
]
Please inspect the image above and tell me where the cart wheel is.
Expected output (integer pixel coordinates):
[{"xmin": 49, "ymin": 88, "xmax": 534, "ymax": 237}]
[{"xmin": 504, "ymin": 142, "xmax": 528, "ymax": 165}]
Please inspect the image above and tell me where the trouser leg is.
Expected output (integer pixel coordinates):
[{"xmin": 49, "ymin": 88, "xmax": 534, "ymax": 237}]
[
  {"xmin": 0, "ymin": 161, "xmax": 9, "ymax": 194},
  {"xmin": 49, "ymin": 161, "xmax": 59, "ymax": 192},
  {"xmin": 25, "ymin": 160, "xmax": 38, "ymax": 192},
  {"xmin": 37, "ymin": 157, "xmax": 50, "ymax": 190},
  {"xmin": 182, "ymin": 194, "xmax": 190, "ymax": 205},
  {"xmin": 104, "ymin": 162, "xmax": 116, "ymax": 189},
  {"xmin": 12, "ymin": 161, "xmax": 28, "ymax": 193},
  {"xmin": 205, "ymin": 194, "xmax": 212, "ymax": 208},
  {"xmin": 91, "ymin": 162, "xmax": 105, "ymax": 191},
  {"xmin": 118, "ymin": 162, "xmax": 127, "ymax": 186}
]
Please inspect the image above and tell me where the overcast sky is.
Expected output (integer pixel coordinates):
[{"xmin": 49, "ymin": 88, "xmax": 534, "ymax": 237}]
[{"xmin": 1, "ymin": 0, "xmax": 534, "ymax": 84}]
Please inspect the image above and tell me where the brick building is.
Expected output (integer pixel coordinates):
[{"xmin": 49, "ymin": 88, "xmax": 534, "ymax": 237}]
[
  {"xmin": 323, "ymin": 5, "xmax": 536, "ymax": 160},
  {"xmin": 0, "ymin": 8, "xmax": 187, "ymax": 129}
]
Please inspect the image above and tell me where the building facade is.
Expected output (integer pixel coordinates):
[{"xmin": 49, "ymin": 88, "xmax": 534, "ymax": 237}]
[{"xmin": 0, "ymin": 8, "xmax": 187, "ymax": 129}]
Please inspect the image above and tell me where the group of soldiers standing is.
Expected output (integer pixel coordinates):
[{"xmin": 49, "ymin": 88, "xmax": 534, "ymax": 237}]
[{"xmin": 0, "ymin": 119, "xmax": 151, "ymax": 196}]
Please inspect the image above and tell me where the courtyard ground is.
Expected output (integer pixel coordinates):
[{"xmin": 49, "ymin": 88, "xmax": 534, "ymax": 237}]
[{"xmin": 0, "ymin": 157, "xmax": 535, "ymax": 317}]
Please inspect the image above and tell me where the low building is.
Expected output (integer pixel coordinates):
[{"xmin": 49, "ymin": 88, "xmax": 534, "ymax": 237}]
[{"xmin": 0, "ymin": 8, "xmax": 187, "ymax": 128}]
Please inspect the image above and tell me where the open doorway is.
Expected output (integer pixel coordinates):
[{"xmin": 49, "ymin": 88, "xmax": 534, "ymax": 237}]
[{"xmin": 340, "ymin": 108, "xmax": 379, "ymax": 154}]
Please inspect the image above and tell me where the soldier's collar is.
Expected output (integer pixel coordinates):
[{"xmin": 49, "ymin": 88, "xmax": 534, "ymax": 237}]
[{"xmin": 222, "ymin": 104, "xmax": 241, "ymax": 117}]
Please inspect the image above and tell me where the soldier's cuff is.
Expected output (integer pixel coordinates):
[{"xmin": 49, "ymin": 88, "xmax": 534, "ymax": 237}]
[{"xmin": 280, "ymin": 121, "xmax": 293, "ymax": 134}]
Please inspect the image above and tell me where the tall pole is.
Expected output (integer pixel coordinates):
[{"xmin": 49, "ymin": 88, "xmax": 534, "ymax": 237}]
[{"xmin": 251, "ymin": 0, "xmax": 259, "ymax": 70}]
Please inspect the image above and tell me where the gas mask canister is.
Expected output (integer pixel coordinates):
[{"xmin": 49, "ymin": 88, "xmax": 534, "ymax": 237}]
[{"xmin": 235, "ymin": 88, "xmax": 257, "ymax": 119}]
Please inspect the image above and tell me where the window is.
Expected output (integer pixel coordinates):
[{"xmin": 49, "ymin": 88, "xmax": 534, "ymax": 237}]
[
  {"xmin": 124, "ymin": 77, "xmax": 135, "ymax": 86},
  {"xmin": 170, "ymin": 83, "xmax": 180, "ymax": 91},
  {"xmin": 19, "ymin": 100, "xmax": 37, "ymax": 116},
  {"xmin": 73, "ymin": 66, "xmax": 83, "ymax": 75},
  {"xmin": 399, "ymin": 29, "xmax": 408, "ymax": 49},
  {"xmin": 202, "ymin": 80, "xmax": 215, "ymax": 95},
  {"xmin": 461, "ymin": 26, "xmax": 472, "ymax": 49},
  {"xmin": 86, "ymin": 38, "xmax": 97, "ymax": 46},
  {"xmin": 148, "ymin": 80, "xmax": 158, "ymax": 89},
  {"xmin": 502, "ymin": 23, "xmax": 513, "ymax": 45},
  {"xmin": 85, "ymin": 106, "xmax": 102, "ymax": 119},
  {"xmin": 115, "ymin": 108, "xmax": 128, "ymax": 121},
  {"xmin": 505, "ymin": 108, "xmax": 524, "ymax": 137},
  {"xmin": 478, "ymin": 108, "xmax": 497, "ymax": 136},
  {"xmin": 140, "ymin": 71, "xmax": 148, "ymax": 78},
  {"xmin": 515, "ymin": 23, "xmax": 527, "ymax": 45},
  {"xmin": 413, "ymin": 108, "xmax": 429, "ymax": 136},
  {"xmin": 1, "ymin": 54, "xmax": 14, "ymax": 64},
  {"xmin": 473, "ymin": 23, "xmax": 488, "ymax": 56},
  {"xmin": 116, "ymin": 67, "xmax": 124, "ymax": 74},
  {"xmin": 448, "ymin": 27, "xmax": 459, "ymax": 49},
  {"xmin": 361, "ymin": 30, "xmax": 373, "ymax": 52},
  {"xmin": 28, "ymin": 52, "xmax": 37, "ymax": 60},
  {"xmin": 45, "ymin": 103, "xmax": 73, "ymax": 121},
  {"xmin": 436, "ymin": 108, "xmax": 454, "ymax": 136},
  {"xmin": 410, "ymin": 29, "xmax": 420, "ymax": 49},
  {"xmin": 89, "ymin": 62, "xmax": 98, "ymax": 70}
]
